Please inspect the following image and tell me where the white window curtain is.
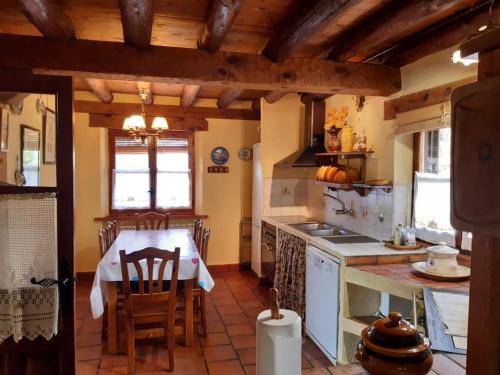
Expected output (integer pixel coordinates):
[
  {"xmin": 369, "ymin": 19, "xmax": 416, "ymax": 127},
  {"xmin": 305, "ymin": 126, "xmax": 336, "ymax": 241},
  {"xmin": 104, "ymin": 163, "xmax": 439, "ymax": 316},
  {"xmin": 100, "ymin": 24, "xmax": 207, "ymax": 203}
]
[
  {"xmin": 0, "ymin": 193, "xmax": 59, "ymax": 343},
  {"xmin": 394, "ymin": 102, "xmax": 450, "ymax": 135},
  {"xmin": 413, "ymin": 172, "xmax": 455, "ymax": 245}
]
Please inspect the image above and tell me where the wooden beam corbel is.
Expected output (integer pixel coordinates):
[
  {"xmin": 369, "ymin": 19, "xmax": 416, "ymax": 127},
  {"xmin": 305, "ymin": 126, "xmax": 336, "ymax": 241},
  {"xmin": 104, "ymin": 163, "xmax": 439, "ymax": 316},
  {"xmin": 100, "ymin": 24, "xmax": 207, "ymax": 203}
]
[
  {"xmin": 118, "ymin": 0, "xmax": 153, "ymax": 49},
  {"xmin": 85, "ymin": 78, "xmax": 113, "ymax": 103},
  {"xmin": 137, "ymin": 81, "xmax": 154, "ymax": 105},
  {"xmin": 180, "ymin": 85, "xmax": 201, "ymax": 108},
  {"xmin": 198, "ymin": 0, "xmax": 245, "ymax": 53},
  {"xmin": 263, "ymin": 0, "xmax": 351, "ymax": 62},
  {"xmin": 217, "ymin": 88, "xmax": 243, "ymax": 109},
  {"xmin": 18, "ymin": 0, "xmax": 75, "ymax": 39}
]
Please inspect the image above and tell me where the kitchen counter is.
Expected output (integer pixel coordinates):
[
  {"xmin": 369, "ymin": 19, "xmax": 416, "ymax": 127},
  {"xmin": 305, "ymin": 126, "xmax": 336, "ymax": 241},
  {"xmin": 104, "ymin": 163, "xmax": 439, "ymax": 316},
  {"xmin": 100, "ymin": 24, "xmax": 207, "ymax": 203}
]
[{"xmin": 262, "ymin": 215, "xmax": 427, "ymax": 261}]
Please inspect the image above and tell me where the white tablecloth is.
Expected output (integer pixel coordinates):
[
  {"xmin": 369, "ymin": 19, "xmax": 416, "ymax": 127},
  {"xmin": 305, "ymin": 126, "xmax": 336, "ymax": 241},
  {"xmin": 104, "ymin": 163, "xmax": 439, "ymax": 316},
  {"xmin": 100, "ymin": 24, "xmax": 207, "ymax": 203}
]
[{"xmin": 90, "ymin": 228, "xmax": 214, "ymax": 319}]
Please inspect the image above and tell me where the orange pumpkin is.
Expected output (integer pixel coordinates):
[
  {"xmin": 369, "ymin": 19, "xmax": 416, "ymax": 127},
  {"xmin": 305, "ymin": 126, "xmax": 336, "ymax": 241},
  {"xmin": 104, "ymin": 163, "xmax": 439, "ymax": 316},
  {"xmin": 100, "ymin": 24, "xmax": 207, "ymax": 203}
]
[
  {"xmin": 316, "ymin": 166, "xmax": 328, "ymax": 181},
  {"xmin": 325, "ymin": 166, "xmax": 339, "ymax": 182}
]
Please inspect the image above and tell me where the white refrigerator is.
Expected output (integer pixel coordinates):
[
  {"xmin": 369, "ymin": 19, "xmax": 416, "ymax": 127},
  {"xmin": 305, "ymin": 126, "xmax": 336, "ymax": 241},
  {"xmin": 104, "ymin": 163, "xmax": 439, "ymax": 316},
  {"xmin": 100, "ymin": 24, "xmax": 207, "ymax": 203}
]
[{"xmin": 251, "ymin": 143, "xmax": 263, "ymax": 277}]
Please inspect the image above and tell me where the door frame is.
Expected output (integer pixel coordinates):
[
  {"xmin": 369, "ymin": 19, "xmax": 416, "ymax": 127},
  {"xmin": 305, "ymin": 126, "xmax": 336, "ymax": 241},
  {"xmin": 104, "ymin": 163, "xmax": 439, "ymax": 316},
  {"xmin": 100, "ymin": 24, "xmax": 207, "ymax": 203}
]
[{"xmin": 0, "ymin": 69, "xmax": 75, "ymax": 375}]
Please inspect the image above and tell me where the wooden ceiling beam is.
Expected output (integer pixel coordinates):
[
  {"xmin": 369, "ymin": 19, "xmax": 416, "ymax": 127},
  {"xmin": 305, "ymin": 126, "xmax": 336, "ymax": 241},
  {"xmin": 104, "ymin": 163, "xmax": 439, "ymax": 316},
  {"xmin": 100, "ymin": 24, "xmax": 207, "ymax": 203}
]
[
  {"xmin": 89, "ymin": 114, "xmax": 208, "ymax": 131},
  {"xmin": 198, "ymin": 0, "xmax": 245, "ymax": 53},
  {"xmin": 137, "ymin": 81, "xmax": 154, "ymax": 105},
  {"xmin": 0, "ymin": 34, "xmax": 401, "ymax": 96},
  {"xmin": 264, "ymin": 91, "xmax": 289, "ymax": 104},
  {"xmin": 383, "ymin": 1, "xmax": 497, "ymax": 67},
  {"xmin": 85, "ymin": 78, "xmax": 113, "ymax": 103},
  {"xmin": 74, "ymin": 100, "xmax": 260, "ymax": 121},
  {"xmin": 300, "ymin": 93, "xmax": 331, "ymax": 104},
  {"xmin": 18, "ymin": 0, "xmax": 75, "ymax": 39},
  {"xmin": 327, "ymin": 0, "xmax": 484, "ymax": 62},
  {"xmin": 180, "ymin": 85, "xmax": 201, "ymax": 107},
  {"xmin": 263, "ymin": 0, "xmax": 351, "ymax": 63},
  {"xmin": 217, "ymin": 88, "xmax": 243, "ymax": 109},
  {"xmin": 118, "ymin": 0, "xmax": 153, "ymax": 49}
]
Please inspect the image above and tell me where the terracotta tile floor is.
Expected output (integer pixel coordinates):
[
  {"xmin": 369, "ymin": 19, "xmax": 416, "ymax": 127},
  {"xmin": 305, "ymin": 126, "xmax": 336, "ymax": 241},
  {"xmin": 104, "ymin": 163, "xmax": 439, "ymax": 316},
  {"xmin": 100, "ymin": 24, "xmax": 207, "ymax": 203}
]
[{"xmin": 76, "ymin": 270, "xmax": 358, "ymax": 375}]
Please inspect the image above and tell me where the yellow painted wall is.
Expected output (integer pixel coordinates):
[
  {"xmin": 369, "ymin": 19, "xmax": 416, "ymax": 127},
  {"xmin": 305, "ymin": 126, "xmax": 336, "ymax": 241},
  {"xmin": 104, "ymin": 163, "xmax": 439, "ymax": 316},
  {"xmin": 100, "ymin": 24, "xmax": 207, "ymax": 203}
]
[
  {"xmin": 4, "ymin": 94, "xmax": 56, "ymax": 186},
  {"xmin": 324, "ymin": 46, "xmax": 477, "ymax": 182},
  {"xmin": 73, "ymin": 93, "xmax": 259, "ymax": 271}
]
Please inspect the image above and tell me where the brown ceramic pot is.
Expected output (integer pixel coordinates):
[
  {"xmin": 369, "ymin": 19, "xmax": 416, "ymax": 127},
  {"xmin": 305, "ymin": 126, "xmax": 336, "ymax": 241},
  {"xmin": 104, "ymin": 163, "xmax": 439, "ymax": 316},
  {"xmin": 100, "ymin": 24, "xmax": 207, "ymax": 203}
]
[{"xmin": 355, "ymin": 312, "xmax": 433, "ymax": 375}]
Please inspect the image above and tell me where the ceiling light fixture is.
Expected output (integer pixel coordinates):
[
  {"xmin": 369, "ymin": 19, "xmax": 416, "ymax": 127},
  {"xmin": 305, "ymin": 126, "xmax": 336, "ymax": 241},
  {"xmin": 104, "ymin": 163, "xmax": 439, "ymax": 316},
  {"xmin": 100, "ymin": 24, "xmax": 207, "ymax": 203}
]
[{"xmin": 123, "ymin": 90, "xmax": 169, "ymax": 143}]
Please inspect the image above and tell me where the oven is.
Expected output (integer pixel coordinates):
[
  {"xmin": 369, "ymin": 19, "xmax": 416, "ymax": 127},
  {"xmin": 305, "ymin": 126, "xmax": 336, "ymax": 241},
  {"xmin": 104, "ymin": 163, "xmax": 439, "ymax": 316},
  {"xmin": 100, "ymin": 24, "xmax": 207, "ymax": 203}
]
[{"xmin": 261, "ymin": 222, "xmax": 277, "ymax": 283}]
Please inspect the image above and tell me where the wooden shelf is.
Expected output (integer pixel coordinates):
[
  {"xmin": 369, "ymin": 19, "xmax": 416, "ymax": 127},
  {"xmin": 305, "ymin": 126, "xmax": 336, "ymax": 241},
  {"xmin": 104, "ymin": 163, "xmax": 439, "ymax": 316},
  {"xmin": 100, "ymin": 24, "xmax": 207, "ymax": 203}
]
[
  {"xmin": 316, "ymin": 180, "xmax": 393, "ymax": 196},
  {"xmin": 315, "ymin": 150, "xmax": 374, "ymax": 159}
]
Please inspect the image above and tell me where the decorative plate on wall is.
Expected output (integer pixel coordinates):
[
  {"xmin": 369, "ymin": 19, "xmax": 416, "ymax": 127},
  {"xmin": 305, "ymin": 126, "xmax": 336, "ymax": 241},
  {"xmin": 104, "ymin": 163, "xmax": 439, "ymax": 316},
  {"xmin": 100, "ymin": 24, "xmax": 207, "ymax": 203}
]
[
  {"xmin": 238, "ymin": 147, "xmax": 253, "ymax": 160},
  {"xmin": 211, "ymin": 146, "xmax": 229, "ymax": 165}
]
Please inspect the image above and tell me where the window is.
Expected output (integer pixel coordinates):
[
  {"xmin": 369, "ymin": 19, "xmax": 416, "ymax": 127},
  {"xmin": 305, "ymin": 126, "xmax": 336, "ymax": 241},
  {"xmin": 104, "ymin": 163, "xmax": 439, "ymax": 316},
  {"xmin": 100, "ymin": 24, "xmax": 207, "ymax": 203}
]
[
  {"xmin": 109, "ymin": 130, "xmax": 194, "ymax": 214},
  {"xmin": 413, "ymin": 128, "xmax": 454, "ymax": 245}
]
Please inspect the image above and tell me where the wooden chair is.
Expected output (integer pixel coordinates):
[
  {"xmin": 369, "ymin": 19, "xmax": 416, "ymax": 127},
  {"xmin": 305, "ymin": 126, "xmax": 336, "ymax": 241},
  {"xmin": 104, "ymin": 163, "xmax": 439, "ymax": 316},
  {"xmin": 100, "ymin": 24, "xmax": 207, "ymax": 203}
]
[
  {"xmin": 193, "ymin": 219, "xmax": 203, "ymax": 250},
  {"xmin": 135, "ymin": 212, "xmax": 170, "ymax": 230},
  {"xmin": 194, "ymin": 228, "xmax": 210, "ymax": 337},
  {"xmin": 108, "ymin": 220, "xmax": 118, "ymax": 242},
  {"xmin": 98, "ymin": 228, "xmax": 109, "ymax": 258},
  {"xmin": 119, "ymin": 247, "xmax": 180, "ymax": 374}
]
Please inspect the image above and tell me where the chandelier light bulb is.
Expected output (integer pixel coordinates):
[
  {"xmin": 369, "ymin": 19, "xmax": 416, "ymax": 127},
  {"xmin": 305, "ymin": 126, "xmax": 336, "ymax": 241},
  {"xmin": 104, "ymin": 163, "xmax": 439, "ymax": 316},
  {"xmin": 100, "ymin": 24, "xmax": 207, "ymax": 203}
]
[{"xmin": 152, "ymin": 117, "xmax": 169, "ymax": 130}]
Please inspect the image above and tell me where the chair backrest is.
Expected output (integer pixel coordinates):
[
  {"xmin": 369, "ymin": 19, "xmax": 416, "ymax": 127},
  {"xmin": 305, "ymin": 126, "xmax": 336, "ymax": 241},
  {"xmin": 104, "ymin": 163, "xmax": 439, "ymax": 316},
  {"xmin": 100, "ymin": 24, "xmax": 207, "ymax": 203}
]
[
  {"xmin": 193, "ymin": 219, "xmax": 203, "ymax": 249},
  {"xmin": 119, "ymin": 247, "xmax": 180, "ymax": 312},
  {"xmin": 200, "ymin": 228, "xmax": 210, "ymax": 263},
  {"xmin": 98, "ymin": 228, "xmax": 108, "ymax": 258},
  {"xmin": 105, "ymin": 221, "xmax": 117, "ymax": 248},
  {"xmin": 135, "ymin": 212, "xmax": 170, "ymax": 230}
]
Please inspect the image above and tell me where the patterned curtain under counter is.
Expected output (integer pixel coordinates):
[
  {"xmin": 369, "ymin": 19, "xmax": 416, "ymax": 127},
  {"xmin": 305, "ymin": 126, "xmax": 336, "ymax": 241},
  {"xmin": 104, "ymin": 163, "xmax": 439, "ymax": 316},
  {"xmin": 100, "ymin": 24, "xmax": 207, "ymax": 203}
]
[{"xmin": 273, "ymin": 230, "xmax": 306, "ymax": 319}]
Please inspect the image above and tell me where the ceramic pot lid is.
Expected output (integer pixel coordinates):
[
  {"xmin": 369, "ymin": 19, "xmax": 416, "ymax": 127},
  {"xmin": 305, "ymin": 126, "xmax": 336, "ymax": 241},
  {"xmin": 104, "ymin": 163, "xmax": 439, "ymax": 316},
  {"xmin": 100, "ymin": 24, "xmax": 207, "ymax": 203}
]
[
  {"xmin": 361, "ymin": 312, "xmax": 430, "ymax": 359},
  {"xmin": 427, "ymin": 242, "xmax": 459, "ymax": 258}
]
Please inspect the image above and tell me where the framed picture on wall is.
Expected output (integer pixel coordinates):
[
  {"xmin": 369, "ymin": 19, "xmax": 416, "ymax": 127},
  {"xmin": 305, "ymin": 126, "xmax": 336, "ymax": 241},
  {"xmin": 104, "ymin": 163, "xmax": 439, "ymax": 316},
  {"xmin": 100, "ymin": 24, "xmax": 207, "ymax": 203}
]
[
  {"xmin": 43, "ymin": 108, "xmax": 56, "ymax": 164},
  {"xmin": 0, "ymin": 108, "xmax": 9, "ymax": 152},
  {"xmin": 21, "ymin": 125, "xmax": 40, "ymax": 187}
]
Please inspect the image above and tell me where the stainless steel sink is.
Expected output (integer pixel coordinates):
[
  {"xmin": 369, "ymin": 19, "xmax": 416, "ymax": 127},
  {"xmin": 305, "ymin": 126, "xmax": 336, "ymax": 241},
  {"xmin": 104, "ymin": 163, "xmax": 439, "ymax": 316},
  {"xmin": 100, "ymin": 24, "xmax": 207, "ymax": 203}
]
[
  {"xmin": 308, "ymin": 228, "xmax": 351, "ymax": 236},
  {"xmin": 290, "ymin": 223, "xmax": 334, "ymax": 231},
  {"xmin": 322, "ymin": 235, "xmax": 380, "ymax": 244},
  {"xmin": 290, "ymin": 222, "xmax": 353, "ymax": 236}
]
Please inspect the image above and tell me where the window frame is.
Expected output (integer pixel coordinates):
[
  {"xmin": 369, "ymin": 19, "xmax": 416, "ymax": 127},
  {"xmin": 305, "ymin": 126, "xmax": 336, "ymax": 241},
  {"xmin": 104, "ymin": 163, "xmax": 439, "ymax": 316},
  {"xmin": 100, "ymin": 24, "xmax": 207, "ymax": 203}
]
[
  {"xmin": 108, "ymin": 129, "xmax": 195, "ymax": 215},
  {"xmin": 412, "ymin": 131, "xmax": 466, "ymax": 251}
]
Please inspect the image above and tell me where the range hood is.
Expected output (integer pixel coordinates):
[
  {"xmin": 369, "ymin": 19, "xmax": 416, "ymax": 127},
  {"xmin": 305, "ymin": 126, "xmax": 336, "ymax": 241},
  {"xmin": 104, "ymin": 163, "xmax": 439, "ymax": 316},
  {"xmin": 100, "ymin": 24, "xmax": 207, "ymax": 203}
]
[{"xmin": 275, "ymin": 100, "xmax": 326, "ymax": 168}]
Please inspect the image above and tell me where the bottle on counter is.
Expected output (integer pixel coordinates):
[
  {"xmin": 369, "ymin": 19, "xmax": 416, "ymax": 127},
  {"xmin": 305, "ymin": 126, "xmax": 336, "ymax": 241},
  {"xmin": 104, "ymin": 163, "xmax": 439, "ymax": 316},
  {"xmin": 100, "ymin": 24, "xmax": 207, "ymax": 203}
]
[{"xmin": 393, "ymin": 223, "xmax": 403, "ymax": 246}]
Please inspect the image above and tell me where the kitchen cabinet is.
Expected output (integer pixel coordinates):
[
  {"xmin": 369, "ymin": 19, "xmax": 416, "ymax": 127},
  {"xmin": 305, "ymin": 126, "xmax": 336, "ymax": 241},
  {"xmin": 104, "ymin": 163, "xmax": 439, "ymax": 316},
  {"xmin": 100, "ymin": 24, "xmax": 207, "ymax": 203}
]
[{"xmin": 306, "ymin": 245, "xmax": 340, "ymax": 364}]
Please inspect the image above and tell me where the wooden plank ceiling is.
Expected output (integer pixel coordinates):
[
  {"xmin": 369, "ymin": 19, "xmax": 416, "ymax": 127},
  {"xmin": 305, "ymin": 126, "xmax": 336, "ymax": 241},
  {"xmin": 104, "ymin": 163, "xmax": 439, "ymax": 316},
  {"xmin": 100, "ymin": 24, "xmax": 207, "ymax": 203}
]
[{"xmin": 0, "ymin": 0, "xmax": 494, "ymax": 109}]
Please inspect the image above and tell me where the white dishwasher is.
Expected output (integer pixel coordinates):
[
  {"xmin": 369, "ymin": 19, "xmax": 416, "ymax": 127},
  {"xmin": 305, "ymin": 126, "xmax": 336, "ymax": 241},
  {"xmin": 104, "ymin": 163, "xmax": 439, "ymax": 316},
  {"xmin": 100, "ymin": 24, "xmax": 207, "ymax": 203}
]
[{"xmin": 306, "ymin": 245, "xmax": 340, "ymax": 364}]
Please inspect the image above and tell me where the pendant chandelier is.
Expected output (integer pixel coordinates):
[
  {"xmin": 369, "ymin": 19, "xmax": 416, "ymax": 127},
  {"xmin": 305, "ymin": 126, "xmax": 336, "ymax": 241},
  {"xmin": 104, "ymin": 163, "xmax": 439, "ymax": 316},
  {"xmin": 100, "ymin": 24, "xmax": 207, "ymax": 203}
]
[{"xmin": 123, "ymin": 90, "xmax": 169, "ymax": 143}]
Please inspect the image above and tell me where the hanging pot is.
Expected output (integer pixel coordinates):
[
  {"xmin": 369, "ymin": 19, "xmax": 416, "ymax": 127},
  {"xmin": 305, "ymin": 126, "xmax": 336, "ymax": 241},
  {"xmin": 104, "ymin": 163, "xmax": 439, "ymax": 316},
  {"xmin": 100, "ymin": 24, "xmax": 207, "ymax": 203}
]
[{"xmin": 356, "ymin": 312, "xmax": 433, "ymax": 375}]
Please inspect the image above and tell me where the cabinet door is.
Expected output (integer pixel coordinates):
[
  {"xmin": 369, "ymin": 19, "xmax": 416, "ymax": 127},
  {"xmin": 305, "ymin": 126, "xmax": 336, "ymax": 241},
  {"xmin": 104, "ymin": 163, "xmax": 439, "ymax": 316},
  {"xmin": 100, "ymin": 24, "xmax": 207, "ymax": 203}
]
[{"xmin": 306, "ymin": 247, "xmax": 339, "ymax": 359}]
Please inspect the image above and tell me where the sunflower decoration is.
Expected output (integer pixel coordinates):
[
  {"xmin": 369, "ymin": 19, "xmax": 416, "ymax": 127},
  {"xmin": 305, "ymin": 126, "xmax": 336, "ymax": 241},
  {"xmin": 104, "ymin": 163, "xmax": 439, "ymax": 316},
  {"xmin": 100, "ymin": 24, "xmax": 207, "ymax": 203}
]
[{"xmin": 324, "ymin": 106, "xmax": 348, "ymax": 135}]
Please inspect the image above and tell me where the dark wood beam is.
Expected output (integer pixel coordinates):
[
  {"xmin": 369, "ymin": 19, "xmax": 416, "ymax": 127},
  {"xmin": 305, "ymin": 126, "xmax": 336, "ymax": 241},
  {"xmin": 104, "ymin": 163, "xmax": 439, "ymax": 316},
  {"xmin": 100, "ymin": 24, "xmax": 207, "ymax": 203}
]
[
  {"xmin": 217, "ymin": 88, "xmax": 243, "ymax": 109},
  {"xmin": 461, "ymin": 26, "xmax": 500, "ymax": 58},
  {"xmin": 327, "ymin": 0, "xmax": 483, "ymax": 62},
  {"xmin": 384, "ymin": 76, "xmax": 476, "ymax": 120},
  {"xmin": 74, "ymin": 100, "xmax": 260, "ymax": 121},
  {"xmin": 0, "ymin": 34, "xmax": 401, "ymax": 96},
  {"xmin": 85, "ymin": 78, "xmax": 113, "ymax": 103},
  {"xmin": 263, "ymin": 0, "xmax": 351, "ymax": 63},
  {"xmin": 180, "ymin": 85, "xmax": 201, "ymax": 107},
  {"xmin": 198, "ymin": 0, "xmax": 245, "ymax": 53},
  {"xmin": 118, "ymin": 0, "xmax": 153, "ymax": 49},
  {"xmin": 18, "ymin": 0, "xmax": 75, "ymax": 39},
  {"xmin": 137, "ymin": 81, "xmax": 153, "ymax": 105},
  {"xmin": 251, "ymin": 98, "xmax": 260, "ymax": 112},
  {"xmin": 300, "ymin": 93, "xmax": 331, "ymax": 104},
  {"xmin": 383, "ymin": 1, "xmax": 497, "ymax": 67},
  {"xmin": 264, "ymin": 91, "xmax": 289, "ymax": 104},
  {"xmin": 89, "ymin": 114, "xmax": 208, "ymax": 131}
]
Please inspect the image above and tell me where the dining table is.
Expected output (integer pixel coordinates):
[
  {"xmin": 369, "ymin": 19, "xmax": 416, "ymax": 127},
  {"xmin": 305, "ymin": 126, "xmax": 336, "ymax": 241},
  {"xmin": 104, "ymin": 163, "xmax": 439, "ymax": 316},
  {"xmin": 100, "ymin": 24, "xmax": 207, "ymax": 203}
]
[{"xmin": 89, "ymin": 228, "xmax": 215, "ymax": 353}]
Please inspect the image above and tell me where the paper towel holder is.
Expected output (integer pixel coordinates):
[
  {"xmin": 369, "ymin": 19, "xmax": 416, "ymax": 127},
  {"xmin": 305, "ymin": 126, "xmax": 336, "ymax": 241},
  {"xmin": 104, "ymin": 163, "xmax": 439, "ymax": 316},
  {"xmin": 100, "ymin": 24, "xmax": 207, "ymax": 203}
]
[{"xmin": 270, "ymin": 288, "xmax": 284, "ymax": 320}]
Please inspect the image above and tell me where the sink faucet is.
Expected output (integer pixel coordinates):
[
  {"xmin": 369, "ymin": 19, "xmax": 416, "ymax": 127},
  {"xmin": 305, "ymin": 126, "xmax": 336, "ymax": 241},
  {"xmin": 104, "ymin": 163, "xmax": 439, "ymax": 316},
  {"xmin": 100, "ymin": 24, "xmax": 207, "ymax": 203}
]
[{"xmin": 323, "ymin": 193, "xmax": 354, "ymax": 215}]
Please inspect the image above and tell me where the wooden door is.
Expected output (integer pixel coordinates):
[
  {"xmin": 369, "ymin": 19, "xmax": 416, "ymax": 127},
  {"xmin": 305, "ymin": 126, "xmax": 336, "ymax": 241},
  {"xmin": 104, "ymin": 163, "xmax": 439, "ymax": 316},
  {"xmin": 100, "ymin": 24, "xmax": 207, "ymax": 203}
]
[{"xmin": 0, "ymin": 69, "xmax": 74, "ymax": 375}]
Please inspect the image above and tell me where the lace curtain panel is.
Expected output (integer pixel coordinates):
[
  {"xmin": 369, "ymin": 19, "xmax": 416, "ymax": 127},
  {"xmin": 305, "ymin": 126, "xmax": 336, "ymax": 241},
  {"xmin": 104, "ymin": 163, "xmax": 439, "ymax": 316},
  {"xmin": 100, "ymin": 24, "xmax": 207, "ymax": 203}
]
[
  {"xmin": 0, "ymin": 193, "xmax": 59, "ymax": 344},
  {"xmin": 273, "ymin": 230, "xmax": 306, "ymax": 319}
]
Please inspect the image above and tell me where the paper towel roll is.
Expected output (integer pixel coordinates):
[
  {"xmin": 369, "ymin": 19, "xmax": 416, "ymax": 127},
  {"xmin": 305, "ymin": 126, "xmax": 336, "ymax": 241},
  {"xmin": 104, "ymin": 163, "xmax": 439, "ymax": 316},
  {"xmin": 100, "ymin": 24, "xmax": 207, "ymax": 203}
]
[{"xmin": 256, "ymin": 309, "xmax": 302, "ymax": 375}]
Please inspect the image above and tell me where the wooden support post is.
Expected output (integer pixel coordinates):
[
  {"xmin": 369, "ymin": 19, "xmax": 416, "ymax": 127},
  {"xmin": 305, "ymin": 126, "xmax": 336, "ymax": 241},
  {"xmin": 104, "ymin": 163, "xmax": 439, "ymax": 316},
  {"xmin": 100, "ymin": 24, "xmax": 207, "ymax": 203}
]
[{"xmin": 118, "ymin": 0, "xmax": 153, "ymax": 49}]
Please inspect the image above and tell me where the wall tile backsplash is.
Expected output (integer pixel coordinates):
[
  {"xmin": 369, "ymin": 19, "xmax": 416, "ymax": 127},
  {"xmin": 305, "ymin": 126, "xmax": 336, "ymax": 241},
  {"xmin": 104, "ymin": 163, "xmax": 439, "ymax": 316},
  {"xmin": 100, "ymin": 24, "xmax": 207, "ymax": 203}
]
[{"xmin": 264, "ymin": 178, "xmax": 412, "ymax": 241}]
